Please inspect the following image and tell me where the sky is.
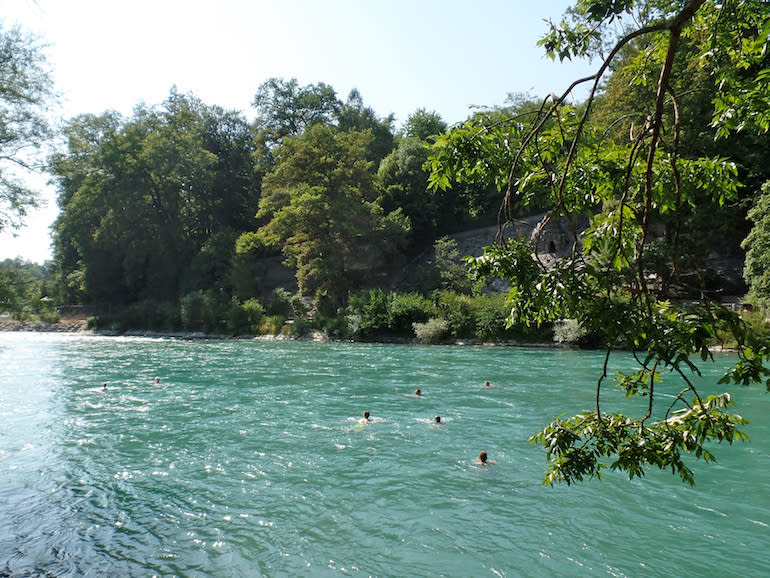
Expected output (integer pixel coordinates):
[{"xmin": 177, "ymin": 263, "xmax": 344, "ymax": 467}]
[{"xmin": 0, "ymin": 0, "xmax": 595, "ymax": 264}]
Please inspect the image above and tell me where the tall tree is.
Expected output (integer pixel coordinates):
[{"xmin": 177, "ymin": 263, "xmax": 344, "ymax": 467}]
[
  {"xmin": 50, "ymin": 91, "xmax": 259, "ymax": 306},
  {"xmin": 336, "ymin": 88, "xmax": 395, "ymax": 163},
  {"xmin": 0, "ymin": 24, "xmax": 57, "ymax": 234},
  {"xmin": 252, "ymin": 77, "xmax": 340, "ymax": 146},
  {"xmin": 253, "ymin": 124, "xmax": 408, "ymax": 307},
  {"xmin": 431, "ymin": 0, "xmax": 770, "ymax": 485}
]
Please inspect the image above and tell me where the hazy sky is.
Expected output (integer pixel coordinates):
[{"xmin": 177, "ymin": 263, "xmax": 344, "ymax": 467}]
[{"xmin": 0, "ymin": 0, "xmax": 595, "ymax": 263}]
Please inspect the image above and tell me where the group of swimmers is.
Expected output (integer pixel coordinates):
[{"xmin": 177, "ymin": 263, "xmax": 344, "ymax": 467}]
[{"xmin": 358, "ymin": 381, "xmax": 497, "ymax": 466}]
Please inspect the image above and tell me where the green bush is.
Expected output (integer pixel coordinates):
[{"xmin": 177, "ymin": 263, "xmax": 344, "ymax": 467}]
[
  {"xmin": 259, "ymin": 315, "xmax": 287, "ymax": 335},
  {"xmin": 474, "ymin": 293, "xmax": 513, "ymax": 341},
  {"xmin": 267, "ymin": 288, "xmax": 307, "ymax": 318},
  {"xmin": 433, "ymin": 290, "xmax": 475, "ymax": 338},
  {"xmin": 227, "ymin": 297, "xmax": 265, "ymax": 335},
  {"xmin": 349, "ymin": 289, "xmax": 391, "ymax": 337},
  {"xmin": 181, "ymin": 290, "xmax": 220, "ymax": 332},
  {"xmin": 389, "ymin": 292, "xmax": 434, "ymax": 335},
  {"xmin": 413, "ymin": 318, "xmax": 449, "ymax": 344}
]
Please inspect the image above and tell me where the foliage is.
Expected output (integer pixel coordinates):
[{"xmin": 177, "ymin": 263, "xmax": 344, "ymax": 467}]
[
  {"xmin": 389, "ymin": 292, "xmax": 434, "ymax": 335},
  {"xmin": 228, "ymin": 297, "xmax": 265, "ymax": 335},
  {"xmin": 0, "ymin": 24, "xmax": 57, "ymax": 234},
  {"xmin": 259, "ymin": 314, "xmax": 287, "ymax": 335},
  {"xmin": 413, "ymin": 318, "xmax": 449, "ymax": 344},
  {"xmin": 254, "ymin": 123, "xmax": 408, "ymax": 307},
  {"xmin": 0, "ymin": 258, "xmax": 54, "ymax": 319},
  {"xmin": 742, "ymin": 181, "xmax": 770, "ymax": 303},
  {"xmin": 252, "ymin": 77, "xmax": 340, "ymax": 146},
  {"xmin": 180, "ymin": 290, "xmax": 221, "ymax": 333},
  {"xmin": 49, "ymin": 90, "xmax": 259, "ymax": 307},
  {"xmin": 432, "ymin": 0, "xmax": 770, "ymax": 485}
]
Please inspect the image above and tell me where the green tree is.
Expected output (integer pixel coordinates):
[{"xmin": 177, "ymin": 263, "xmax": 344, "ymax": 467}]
[
  {"xmin": 50, "ymin": 91, "xmax": 259, "ymax": 308},
  {"xmin": 252, "ymin": 77, "xmax": 340, "ymax": 146},
  {"xmin": 403, "ymin": 108, "xmax": 447, "ymax": 142},
  {"xmin": 742, "ymin": 181, "xmax": 770, "ymax": 304},
  {"xmin": 0, "ymin": 24, "xmax": 56, "ymax": 234},
  {"xmin": 433, "ymin": 0, "xmax": 770, "ymax": 485},
  {"xmin": 336, "ymin": 88, "xmax": 395, "ymax": 164},
  {"xmin": 253, "ymin": 124, "xmax": 408, "ymax": 308}
]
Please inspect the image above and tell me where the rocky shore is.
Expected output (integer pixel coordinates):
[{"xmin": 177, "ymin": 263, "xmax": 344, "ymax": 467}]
[{"xmin": 0, "ymin": 318, "xmax": 88, "ymax": 332}]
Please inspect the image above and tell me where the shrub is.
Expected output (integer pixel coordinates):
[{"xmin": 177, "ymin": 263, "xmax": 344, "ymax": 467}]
[
  {"xmin": 349, "ymin": 289, "xmax": 391, "ymax": 337},
  {"xmin": 553, "ymin": 319, "xmax": 588, "ymax": 344},
  {"xmin": 228, "ymin": 297, "xmax": 265, "ymax": 335},
  {"xmin": 267, "ymin": 288, "xmax": 307, "ymax": 318},
  {"xmin": 474, "ymin": 293, "xmax": 512, "ymax": 341},
  {"xmin": 389, "ymin": 292, "xmax": 433, "ymax": 335},
  {"xmin": 259, "ymin": 315, "xmax": 287, "ymax": 335},
  {"xmin": 413, "ymin": 318, "xmax": 449, "ymax": 344},
  {"xmin": 181, "ymin": 290, "xmax": 220, "ymax": 332},
  {"xmin": 433, "ymin": 290, "xmax": 475, "ymax": 338}
]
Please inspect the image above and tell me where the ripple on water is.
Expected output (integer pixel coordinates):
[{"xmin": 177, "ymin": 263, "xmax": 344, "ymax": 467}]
[{"xmin": 0, "ymin": 335, "xmax": 768, "ymax": 576}]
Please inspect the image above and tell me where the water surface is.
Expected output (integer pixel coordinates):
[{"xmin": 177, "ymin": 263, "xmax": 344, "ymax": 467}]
[{"xmin": 0, "ymin": 333, "xmax": 767, "ymax": 576}]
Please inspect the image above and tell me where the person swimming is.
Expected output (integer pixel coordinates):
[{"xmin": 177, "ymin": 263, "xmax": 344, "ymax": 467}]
[
  {"xmin": 474, "ymin": 450, "xmax": 496, "ymax": 465},
  {"xmin": 414, "ymin": 389, "xmax": 421, "ymax": 396},
  {"xmin": 359, "ymin": 410, "xmax": 371, "ymax": 424},
  {"xmin": 434, "ymin": 415, "xmax": 441, "ymax": 424},
  {"xmin": 102, "ymin": 383, "xmax": 108, "ymax": 392}
]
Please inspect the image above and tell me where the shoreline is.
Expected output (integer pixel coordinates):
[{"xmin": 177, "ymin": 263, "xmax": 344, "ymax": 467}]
[
  {"xmin": 0, "ymin": 319, "xmax": 555, "ymax": 348},
  {"xmin": 0, "ymin": 319, "xmax": 739, "ymax": 352}
]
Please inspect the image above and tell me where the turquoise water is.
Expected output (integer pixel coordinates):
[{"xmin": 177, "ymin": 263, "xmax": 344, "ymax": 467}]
[{"xmin": 0, "ymin": 332, "xmax": 768, "ymax": 577}]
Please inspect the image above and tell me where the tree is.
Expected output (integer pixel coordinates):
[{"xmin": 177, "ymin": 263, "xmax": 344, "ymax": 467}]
[
  {"xmin": 50, "ymin": 90, "xmax": 259, "ymax": 307},
  {"xmin": 0, "ymin": 24, "xmax": 56, "ymax": 233},
  {"xmin": 431, "ymin": 0, "xmax": 770, "ymax": 485},
  {"xmin": 742, "ymin": 181, "xmax": 770, "ymax": 304},
  {"xmin": 336, "ymin": 88, "xmax": 395, "ymax": 164},
  {"xmin": 402, "ymin": 108, "xmax": 447, "ymax": 142},
  {"xmin": 253, "ymin": 124, "xmax": 409, "ymax": 308},
  {"xmin": 252, "ymin": 77, "xmax": 340, "ymax": 146}
]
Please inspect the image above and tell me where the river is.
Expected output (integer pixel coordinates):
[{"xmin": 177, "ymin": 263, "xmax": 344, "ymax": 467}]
[{"xmin": 0, "ymin": 332, "xmax": 767, "ymax": 576}]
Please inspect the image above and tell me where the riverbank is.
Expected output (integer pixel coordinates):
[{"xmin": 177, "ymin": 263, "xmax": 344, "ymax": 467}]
[{"xmin": 0, "ymin": 318, "xmax": 88, "ymax": 332}]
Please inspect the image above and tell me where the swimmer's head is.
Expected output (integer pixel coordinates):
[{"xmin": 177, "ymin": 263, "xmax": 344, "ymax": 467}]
[
  {"xmin": 363, "ymin": 411, "xmax": 370, "ymax": 420},
  {"xmin": 484, "ymin": 381, "xmax": 491, "ymax": 387},
  {"xmin": 415, "ymin": 389, "xmax": 421, "ymax": 396},
  {"xmin": 434, "ymin": 415, "xmax": 441, "ymax": 423},
  {"xmin": 479, "ymin": 450, "xmax": 488, "ymax": 463}
]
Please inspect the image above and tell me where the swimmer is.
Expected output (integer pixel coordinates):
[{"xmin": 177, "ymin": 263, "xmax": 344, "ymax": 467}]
[
  {"xmin": 102, "ymin": 383, "xmax": 107, "ymax": 392},
  {"xmin": 154, "ymin": 377, "xmax": 161, "ymax": 384},
  {"xmin": 434, "ymin": 415, "xmax": 441, "ymax": 424},
  {"xmin": 359, "ymin": 410, "xmax": 371, "ymax": 425},
  {"xmin": 484, "ymin": 380, "xmax": 491, "ymax": 387},
  {"xmin": 474, "ymin": 450, "xmax": 497, "ymax": 465},
  {"xmin": 414, "ymin": 389, "xmax": 421, "ymax": 396}
]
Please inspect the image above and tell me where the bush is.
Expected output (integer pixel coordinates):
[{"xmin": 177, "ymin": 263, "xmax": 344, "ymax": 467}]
[
  {"xmin": 349, "ymin": 289, "xmax": 391, "ymax": 337},
  {"xmin": 228, "ymin": 297, "xmax": 265, "ymax": 335},
  {"xmin": 433, "ymin": 290, "xmax": 475, "ymax": 338},
  {"xmin": 413, "ymin": 318, "xmax": 449, "ymax": 344},
  {"xmin": 180, "ymin": 290, "xmax": 222, "ymax": 332},
  {"xmin": 474, "ymin": 293, "xmax": 512, "ymax": 341},
  {"xmin": 267, "ymin": 288, "xmax": 307, "ymax": 318},
  {"xmin": 259, "ymin": 315, "xmax": 287, "ymax": 335},
  {"xmin": 553, "ymin": 319, "xmax": 588, "ymax": 344},
  {"xmin": 389, "ymin": 292, "xmax": 434, "ymax": 335}
]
